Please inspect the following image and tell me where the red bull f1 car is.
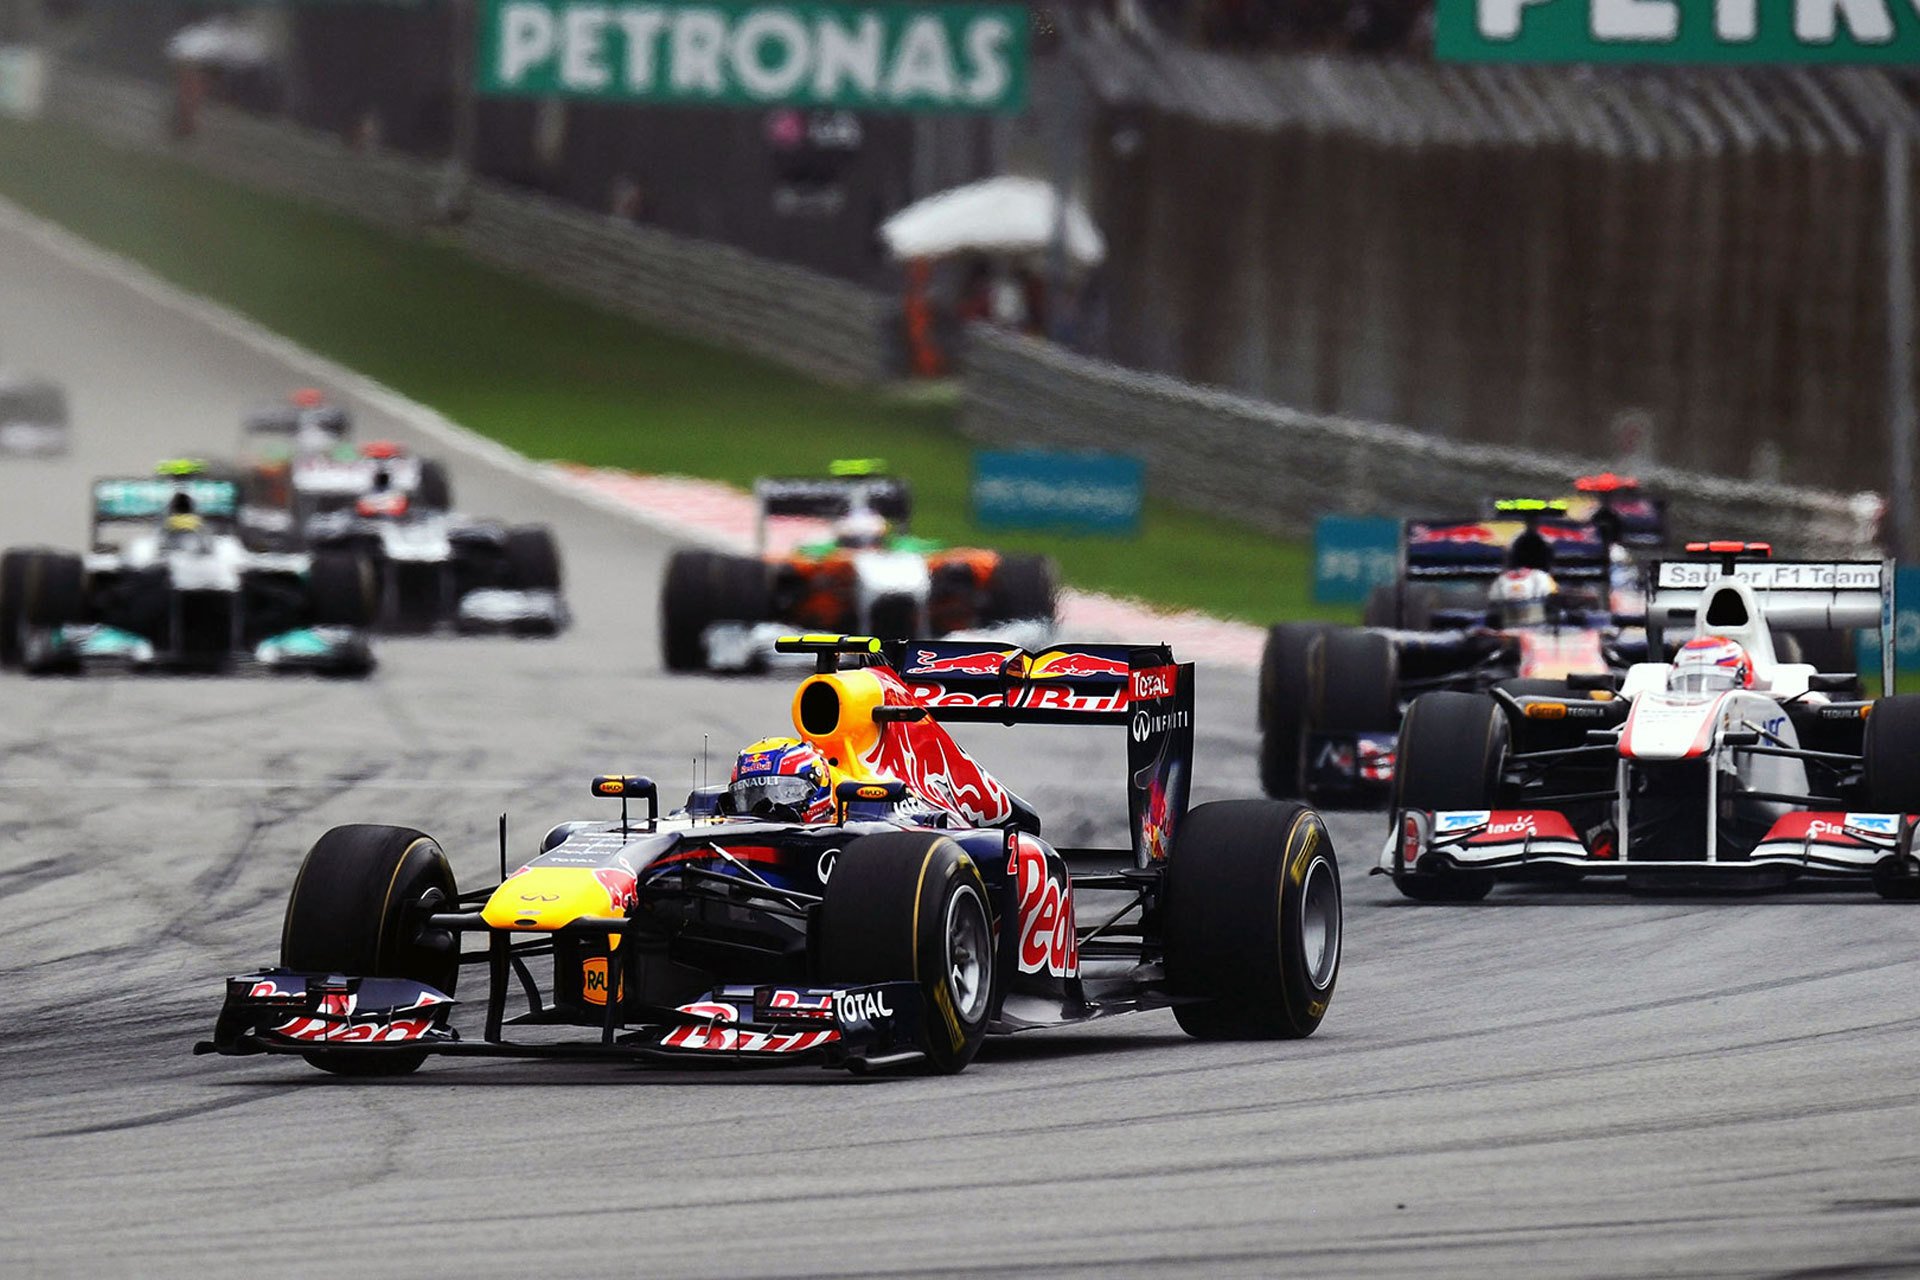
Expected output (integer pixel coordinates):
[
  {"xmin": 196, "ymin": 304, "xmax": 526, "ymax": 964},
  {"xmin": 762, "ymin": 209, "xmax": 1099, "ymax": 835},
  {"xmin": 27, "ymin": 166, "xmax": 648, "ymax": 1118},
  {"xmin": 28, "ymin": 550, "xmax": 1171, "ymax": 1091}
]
[
  {"xmin": 199, "ymin": 636, "xmax": 1342, "ymax": 1076},
  {"xmin": 661, "ymin": 467, "xmax": 1058, "ymax": 672},
  {"xmin": 1382, "ymin": 542, "xmax": 1920, "ymax": 900}
]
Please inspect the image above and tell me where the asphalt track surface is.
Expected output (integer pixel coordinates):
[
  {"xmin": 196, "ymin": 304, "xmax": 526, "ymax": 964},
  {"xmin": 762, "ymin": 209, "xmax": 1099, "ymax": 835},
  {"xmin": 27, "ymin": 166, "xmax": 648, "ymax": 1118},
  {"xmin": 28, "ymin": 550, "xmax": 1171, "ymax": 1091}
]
[{"xmin": 4, "ymin": 207, "xmax": 1920, "ymax": 1280}]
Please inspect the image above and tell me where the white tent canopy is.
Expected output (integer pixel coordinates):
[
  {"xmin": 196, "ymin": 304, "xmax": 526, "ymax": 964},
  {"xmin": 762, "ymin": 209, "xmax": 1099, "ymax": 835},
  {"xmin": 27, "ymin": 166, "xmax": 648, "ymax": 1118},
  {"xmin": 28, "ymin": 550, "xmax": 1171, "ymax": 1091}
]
[{"xmin": 879, "ymin": 176, "xmax": 1106, "ymax": 270}]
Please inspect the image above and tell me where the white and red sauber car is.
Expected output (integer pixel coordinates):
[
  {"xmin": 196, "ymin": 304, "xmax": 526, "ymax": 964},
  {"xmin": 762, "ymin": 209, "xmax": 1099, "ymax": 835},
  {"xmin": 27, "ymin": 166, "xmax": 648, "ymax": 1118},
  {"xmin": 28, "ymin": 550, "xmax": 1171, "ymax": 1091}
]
[{"xmin": 1381, "ymin": 543, "xmax": 1920, "ymax": 900}]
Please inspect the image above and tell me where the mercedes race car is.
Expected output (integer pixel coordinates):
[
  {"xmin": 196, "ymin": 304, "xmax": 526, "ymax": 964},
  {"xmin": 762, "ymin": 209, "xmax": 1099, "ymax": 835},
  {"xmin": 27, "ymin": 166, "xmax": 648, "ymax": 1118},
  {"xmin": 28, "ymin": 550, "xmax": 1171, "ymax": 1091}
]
[
  {"xmin": 1383, "ymin": 542, "xmax": 1919, "ymax": 900},
  {"xmin": 199, "ymin": 635, "xmax": 1341, "ymax": 1077},
  {"xmin": 0, "ymin": 373, "xmax": 68, "ymax": 458},
  {"xmin": 661, "ymin": 467, "xmax": 1058, "ymax": 672},
  {"xmin": 302, "ymin": 449, "xmax": 566, "ymax": 635},
  {"xmin": 234, "ymin": 390, "xmax": 453, "ymax": 551},
  {"xmin": 1261, "ymin": 501, "xmax": 1646, "ymax": 807},
  {"xmin": 0, "ymin": 465, "xmax": 375, "ymax": 676}
]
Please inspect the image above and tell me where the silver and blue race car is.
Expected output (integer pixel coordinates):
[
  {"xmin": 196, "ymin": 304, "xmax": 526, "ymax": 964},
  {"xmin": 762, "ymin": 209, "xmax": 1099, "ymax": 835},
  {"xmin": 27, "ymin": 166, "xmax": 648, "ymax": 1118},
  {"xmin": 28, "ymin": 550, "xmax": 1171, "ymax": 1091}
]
[{"xmin": 0, "ymin": 465, "xmax": 375, "ymax": 676}]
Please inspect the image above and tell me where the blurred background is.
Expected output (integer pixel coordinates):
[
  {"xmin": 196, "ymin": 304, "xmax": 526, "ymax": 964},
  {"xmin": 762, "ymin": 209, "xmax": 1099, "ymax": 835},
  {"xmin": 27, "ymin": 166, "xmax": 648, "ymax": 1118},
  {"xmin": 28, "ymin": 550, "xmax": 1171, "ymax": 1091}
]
[{"xmin": 0, "ymin": 0, "xmax": 1911, "ymax": 622}]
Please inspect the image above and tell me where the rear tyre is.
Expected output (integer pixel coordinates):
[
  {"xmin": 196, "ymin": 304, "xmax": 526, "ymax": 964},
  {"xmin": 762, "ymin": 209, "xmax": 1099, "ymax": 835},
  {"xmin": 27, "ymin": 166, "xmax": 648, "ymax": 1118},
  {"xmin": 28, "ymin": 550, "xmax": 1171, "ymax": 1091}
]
[
  {"xmin": 1311, "ymin": 629, "xmax": 1399, "ymax": 734},
  {"xmin": 416, "ymin": 459, "xmax": 453, "ymax": 512},
  {"xmin": 816, "ymin": 833, "xmax": 993, "ymax": 1074},
  {"xmin": 982, "ymin": 554, "xmax": 1059, "ymax": 625},
  {"xmin": 1165, "ymin": 800, "xmax": 1341, "ymax": 1039},
  {"xmin": 1389, "ymin": 691, "xmax": 1507, "ymax": 902},
  {"xmin": 0, "ymin": 548, "xmax": 29, "ymax": 667},
  {"xmin": 309, "ymin": 552, "xmax": 374, "ymax": 627},
  {"xmin": 1363, "ymin": 585, "xmax": 1398, "ymax": 629},
  {"xmin": 281, "ymin": 824, "xmax": 459, "ymax": 1077},
  {"xmin": 660, "ymin": 549, "xmax": 768, "ymax": 672},
  {"xmin": 1258, "ymin": 623, "xmax": 1327, "ymax": 798},
  {"xmin": 505, "ymin": 525, "xmax": 563, "ymax": 591}
]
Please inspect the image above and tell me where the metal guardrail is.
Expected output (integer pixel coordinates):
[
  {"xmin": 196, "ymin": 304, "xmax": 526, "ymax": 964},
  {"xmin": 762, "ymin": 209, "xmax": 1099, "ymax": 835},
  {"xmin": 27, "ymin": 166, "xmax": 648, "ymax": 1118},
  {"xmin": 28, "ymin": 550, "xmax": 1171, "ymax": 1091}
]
[
  {"xmin": 45, "ymin": 62, "xmax": 892, "ymax": 389},
  {"xmin": 960, "ymin": 326, "xmax": 1882, "ymax": 553}
]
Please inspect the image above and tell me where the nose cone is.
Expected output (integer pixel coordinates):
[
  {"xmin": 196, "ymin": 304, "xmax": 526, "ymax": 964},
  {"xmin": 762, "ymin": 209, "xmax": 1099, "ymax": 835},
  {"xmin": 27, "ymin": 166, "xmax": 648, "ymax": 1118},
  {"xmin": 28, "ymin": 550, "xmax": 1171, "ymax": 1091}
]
[{"xmin": 481, "ymin": 867, "xmax": 621, "ymax": 930}]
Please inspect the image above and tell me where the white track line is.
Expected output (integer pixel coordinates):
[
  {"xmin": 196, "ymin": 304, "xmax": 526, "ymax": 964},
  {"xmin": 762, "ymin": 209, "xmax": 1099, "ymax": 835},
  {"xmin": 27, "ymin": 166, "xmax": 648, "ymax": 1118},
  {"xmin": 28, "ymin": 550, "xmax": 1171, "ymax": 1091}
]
[{"xmin": 0, "ymin": 194, "xmax": 1264, "ymax": 667}]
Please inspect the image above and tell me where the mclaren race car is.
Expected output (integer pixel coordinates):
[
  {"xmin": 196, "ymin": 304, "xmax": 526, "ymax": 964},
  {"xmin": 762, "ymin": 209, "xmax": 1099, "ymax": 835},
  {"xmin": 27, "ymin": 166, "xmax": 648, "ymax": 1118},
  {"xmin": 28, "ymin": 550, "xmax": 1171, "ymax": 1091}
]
[
  {"xmin": 660, "ymin": 466, "xmax": 1058, "ymax": 672},
  {"xmin": 0, "ymin": 372, "xmax": 68, "ymax": 458},
  {"xmin": 0, "ymin": 464, "xmax": 375, "ymax": 675},
  {"xmin": 235, "ymin": 390, "xmax": 453, "ymax": 550},
  {"xmin": 199, "ymin": 636, "xmax": 1342, "ymax": 1076},
  {"xmin": 300, "ymin": 448, "xmax": 566, "ymax": 635},
  {"xmin": 1261, "ymin": 500, "xmax": 1646, "ymax": 807},
  {"xmin": 1383, "ymin": 542, "xmax": 1919, "ymax": 900}
]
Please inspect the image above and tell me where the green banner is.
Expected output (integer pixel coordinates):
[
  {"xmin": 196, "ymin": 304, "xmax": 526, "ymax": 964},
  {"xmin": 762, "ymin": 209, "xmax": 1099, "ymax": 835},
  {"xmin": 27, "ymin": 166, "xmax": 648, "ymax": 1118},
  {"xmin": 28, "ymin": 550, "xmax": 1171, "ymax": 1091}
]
[
  {"xmin": 1435, "ymin": 0, "xmax": 1920, "ymax": 61},
  {"xmin": 478, "ymin": 0, "xmax": 1028, "ymax": 112}
]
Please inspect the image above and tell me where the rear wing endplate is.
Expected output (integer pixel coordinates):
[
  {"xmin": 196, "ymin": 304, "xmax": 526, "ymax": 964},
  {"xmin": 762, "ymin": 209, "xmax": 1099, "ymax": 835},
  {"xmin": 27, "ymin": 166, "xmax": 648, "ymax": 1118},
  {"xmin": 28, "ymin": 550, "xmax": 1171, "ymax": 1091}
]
[{"xmin": 884, "ymin": 640, "xmax": 1194, "ymax": 868}]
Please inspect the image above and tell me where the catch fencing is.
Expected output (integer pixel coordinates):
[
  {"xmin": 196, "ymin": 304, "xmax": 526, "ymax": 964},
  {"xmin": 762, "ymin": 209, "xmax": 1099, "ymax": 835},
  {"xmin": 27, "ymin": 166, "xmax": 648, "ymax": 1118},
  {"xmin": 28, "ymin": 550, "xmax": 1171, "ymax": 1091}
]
[{"xmin": 44, "ymin": 61, "xmax": 893, "ymax": 387}]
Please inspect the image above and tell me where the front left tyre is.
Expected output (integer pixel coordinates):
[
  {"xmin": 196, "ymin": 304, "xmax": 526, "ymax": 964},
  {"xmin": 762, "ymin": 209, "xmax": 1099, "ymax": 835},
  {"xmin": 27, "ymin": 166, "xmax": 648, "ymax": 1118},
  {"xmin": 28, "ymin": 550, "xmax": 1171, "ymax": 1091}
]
[
  {"xmin": 1164, "ymin": 799, "xmax": 1341, "ymax": 1039},
  {"xmin": 280, "ymin": 824, "xmax": 459, "ymax": 1076},
  {"xmin": 815, "ymin": 832, "xmax": 994, "ymax": 1074}
]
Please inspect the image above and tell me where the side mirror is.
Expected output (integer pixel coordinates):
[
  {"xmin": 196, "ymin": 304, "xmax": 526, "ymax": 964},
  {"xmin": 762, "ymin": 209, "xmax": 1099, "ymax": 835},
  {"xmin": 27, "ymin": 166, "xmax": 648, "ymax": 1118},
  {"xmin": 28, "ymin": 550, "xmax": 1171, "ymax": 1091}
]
[
  {"xmin": 1808, "ymin": 673, "xmax": 1860, "ymax": 693},
  {"xmin": 591, "ymin": 774, "xmax": 658, "ymax": 831},
  {"xmin": 1565, "ymin": 672, "xmax": 1619, "ymax": 692}
]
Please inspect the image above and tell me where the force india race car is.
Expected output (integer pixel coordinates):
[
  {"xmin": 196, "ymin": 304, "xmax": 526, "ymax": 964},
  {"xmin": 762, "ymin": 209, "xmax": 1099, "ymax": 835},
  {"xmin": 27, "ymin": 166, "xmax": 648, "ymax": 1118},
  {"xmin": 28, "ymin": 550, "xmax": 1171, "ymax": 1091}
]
[
  {"xmin": 199, "ymin": 635, "xmax": 1342, "ymax": 1076},
  {"xmin": 1382, "ymin": 542, "xmax": 1920, "ymax": 900},
  {"xmin": 0, "ymin": 466, "xmax": 375, "ymax": 676},
  {"xmin": 660, "ymin": 467, "xmax": 1058, "ymax": 672},
  {"xmin": 1261, "ymin": 500, "xmax": 1646, "ymax": 807}
]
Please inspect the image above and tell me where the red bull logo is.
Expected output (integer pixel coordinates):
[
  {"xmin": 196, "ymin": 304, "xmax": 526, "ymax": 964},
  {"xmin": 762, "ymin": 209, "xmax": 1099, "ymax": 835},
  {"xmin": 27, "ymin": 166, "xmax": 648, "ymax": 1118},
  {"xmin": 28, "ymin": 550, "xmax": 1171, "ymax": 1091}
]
[
  {"xmin": 1011, "ymin": 835, "xmax": 1079, "ymax": 978},
  {"xmin": 1413, "ymin": 522, "xmax": 1497, "ymax": 543},
  {"xmin": 907, "ymin": 648, "xmax": 1131, "ymax": 681}
]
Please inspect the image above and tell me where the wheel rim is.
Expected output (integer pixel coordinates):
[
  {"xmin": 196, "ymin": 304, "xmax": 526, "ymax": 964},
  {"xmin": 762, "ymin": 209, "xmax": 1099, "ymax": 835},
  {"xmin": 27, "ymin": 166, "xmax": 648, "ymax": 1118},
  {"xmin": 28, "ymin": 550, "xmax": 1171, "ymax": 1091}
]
[
  {"xmin": 943, "ymin": 884, "xmax": 991, "ymax": 1024},
  {"xmin": 1297, "ymin": 855, "xmax": 1341, "ymax": 990}
]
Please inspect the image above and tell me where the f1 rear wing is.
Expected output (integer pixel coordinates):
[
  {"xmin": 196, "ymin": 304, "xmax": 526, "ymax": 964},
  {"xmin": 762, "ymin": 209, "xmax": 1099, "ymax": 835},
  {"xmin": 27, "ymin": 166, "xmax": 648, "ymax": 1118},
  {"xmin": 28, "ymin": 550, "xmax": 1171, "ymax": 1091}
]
[
  {"xmin": 1646, "ymin": 547, "xmax": 1892, "ymax": 689},
  {"xmin": 883, "ymin": 640, "xmax": 1194, "ymax": 868},
  {"xmin": 1402, "ymin": 516, "xmax": 1608, "ymax": 585},
  {"xmin": 754, "ymin": 474, "xmax": 912, "ymax": 550},
  {"xmin": 91, "ymin": 475, "xmax": 240, "ymax": 531}
]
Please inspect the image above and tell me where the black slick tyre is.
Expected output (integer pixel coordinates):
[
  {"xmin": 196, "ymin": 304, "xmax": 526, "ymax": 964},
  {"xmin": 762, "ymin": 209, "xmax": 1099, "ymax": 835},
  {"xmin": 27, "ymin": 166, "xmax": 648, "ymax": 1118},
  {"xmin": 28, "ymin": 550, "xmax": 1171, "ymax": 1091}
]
[
  {"xmin": 1865, "ymin": 695, "xmax": 1920, "ymax": 815},
  {"xmin": 1165, "ymin": 799, "xmax": 1341, "ymax": 1039},
  {"xmin": 983, "ymin": 554, "xmax": 1058, "ymax": 625},
  {"xmin": 1258, "ymin": 623, "xmax": 1328, "ymax": 798},
  {"xmin": 0, "ymin": 548, "xmax": 29, "ymax": 667},
  {"xmin": 660, "ymin": 548, "xmax": 768, "ymax": 672},
  {"xmin": 280, "ymin": 824, "xmax": 459, "ymax": 1076},
  {"xmin": 505, "ymin": 525, "xmax": 563, "ymax": 591},
  {"xmin": 309, "ymin": 551, "xmax": 374, "ymax": 627},
  {"xmin": 1390, "ymin": 691, "xmax": 1507, "ymax": 902},
  {"xmin": 416, "ymin": 459, "xmax": 453, "ymax": 512},
  {"xmin": 1311, "ymin": 629, "xmax": 1398, "ymax": 734},
  {"xmin": 816, "ymin": 832, "xmax": 994, "ymax": 1074}
]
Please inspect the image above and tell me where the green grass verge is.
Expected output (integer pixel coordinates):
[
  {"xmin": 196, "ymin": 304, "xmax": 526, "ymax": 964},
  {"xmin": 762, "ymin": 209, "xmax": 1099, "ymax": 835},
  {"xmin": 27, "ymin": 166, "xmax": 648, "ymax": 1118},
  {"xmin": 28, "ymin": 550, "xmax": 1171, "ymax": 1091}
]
[{"xmin": 0, "ymin": 116, "xmax": 1355, "ymax": 627}]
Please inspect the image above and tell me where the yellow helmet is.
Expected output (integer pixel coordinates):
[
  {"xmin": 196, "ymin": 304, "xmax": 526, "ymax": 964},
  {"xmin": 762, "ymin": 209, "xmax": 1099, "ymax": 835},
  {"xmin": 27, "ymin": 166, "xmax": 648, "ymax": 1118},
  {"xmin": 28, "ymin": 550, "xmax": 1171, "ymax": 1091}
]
[{"xmin": 164, "ymin": 513, "xmax": 203, "ymax": 534}]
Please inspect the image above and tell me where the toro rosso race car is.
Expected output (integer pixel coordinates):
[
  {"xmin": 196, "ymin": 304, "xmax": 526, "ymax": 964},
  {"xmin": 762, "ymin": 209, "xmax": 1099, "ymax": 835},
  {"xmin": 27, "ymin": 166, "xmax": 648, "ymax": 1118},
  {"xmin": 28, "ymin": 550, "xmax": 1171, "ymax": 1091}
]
[
  {"xmin": 0, "ymin": 464, "xmax": 374, "ymax": 676},
  {"xmin": 1383, "ymin": 541, "xmax": 1920, "ymax": 900},
  {"xmin": 1261, "ymin": 501, "xmax": 1645, "ymax": 807},
  {"xmin": 199, "ymin": 635, "xmax": 1341, "ymax": 1076},
  {"xmin": 661, "ymin": 466, "xmax": 1058, "ymax": 672}
]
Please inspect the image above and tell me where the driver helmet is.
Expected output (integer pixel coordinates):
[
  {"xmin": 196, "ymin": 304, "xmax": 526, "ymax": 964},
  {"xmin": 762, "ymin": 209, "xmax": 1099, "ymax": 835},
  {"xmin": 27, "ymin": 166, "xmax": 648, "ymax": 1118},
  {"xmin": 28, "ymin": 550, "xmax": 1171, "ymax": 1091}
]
[
  {"xmin": 727, "ymin": 736, "xmax": 832, "ymax": 823},
  {"xmin": 160, "ymin": 512, "xmax": 205, "ymax": 549},
  {"xmin": 833, "ymin": 509, "xmax": 888, "ymax": 551},
  {"xmin": 1488, "ymin": 568, "xmax": 1557, "ymax": 629},
  {"xmin": 1669, "ymin": 635, "xmax": 1755, "ymax": 695}
]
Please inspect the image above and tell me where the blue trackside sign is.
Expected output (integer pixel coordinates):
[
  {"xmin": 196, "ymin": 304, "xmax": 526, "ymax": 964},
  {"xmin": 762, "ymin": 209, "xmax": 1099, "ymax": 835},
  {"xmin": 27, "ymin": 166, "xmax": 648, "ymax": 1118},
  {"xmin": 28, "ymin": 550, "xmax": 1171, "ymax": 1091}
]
[
  {"xmin": 971, "ymin": 450, "xmax": 1143, "ymax": 535},
  {"xmin": 1894, "ymin": 565, "xmax": 1920, "ymax": 672},
  {"xmin": 1313, "ymin": 515, "xmax": 1399, "ymax": 604}
]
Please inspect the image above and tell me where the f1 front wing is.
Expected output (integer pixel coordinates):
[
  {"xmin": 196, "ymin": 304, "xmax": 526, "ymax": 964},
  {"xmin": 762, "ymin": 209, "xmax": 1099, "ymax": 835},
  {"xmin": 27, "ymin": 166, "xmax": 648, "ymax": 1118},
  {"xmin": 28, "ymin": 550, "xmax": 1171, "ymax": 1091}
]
[
  {"xmin": 1384, "ymin": 807, "xmax": 1919, "ymax": 882},
  {"xmin": 197, "ymin": 971, "xmax": 929, "ymax": 1071}
]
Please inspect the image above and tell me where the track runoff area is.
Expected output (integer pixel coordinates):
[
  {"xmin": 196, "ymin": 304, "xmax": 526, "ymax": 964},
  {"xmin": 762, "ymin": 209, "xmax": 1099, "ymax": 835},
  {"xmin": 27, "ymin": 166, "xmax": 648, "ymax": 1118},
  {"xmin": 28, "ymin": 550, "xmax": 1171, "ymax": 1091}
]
[{"xmin": 6, "ymin": 196, "xmax": 1920, "ymax": 1278}]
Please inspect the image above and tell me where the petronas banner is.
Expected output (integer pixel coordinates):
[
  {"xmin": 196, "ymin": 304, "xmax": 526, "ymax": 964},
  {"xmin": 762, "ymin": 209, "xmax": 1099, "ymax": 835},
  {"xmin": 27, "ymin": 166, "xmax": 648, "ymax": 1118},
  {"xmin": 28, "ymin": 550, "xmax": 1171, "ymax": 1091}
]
[{"xmin": 478, "ymin": 0, "xmax": 1029, "ymax": 112}]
